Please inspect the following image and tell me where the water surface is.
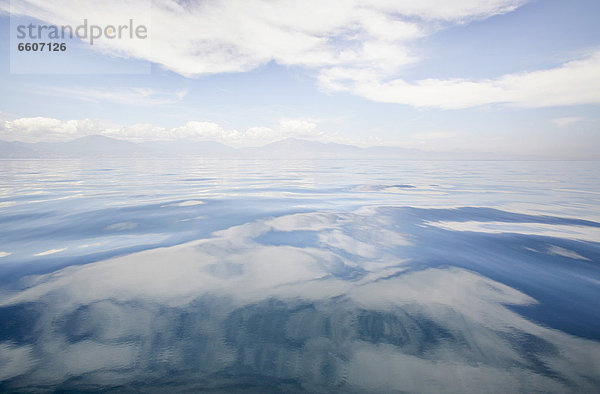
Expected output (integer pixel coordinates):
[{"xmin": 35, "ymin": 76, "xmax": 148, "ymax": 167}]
[{"xmin": 0, "ymin": 159, "xmax": 599, "ymax": 392}]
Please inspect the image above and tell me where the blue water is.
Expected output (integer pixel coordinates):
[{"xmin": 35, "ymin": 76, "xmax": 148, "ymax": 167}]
[{"xmin": 0, "ymin": 159, "xmax": 599, "ymax": 392}]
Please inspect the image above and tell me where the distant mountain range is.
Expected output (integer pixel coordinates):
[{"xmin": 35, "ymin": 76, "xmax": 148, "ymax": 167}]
[{"xmin": 0, "ymin": 135, "xmax": 533, "ymax": 160}]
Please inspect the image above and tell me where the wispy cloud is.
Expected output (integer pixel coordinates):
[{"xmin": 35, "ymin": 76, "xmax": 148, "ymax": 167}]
[
  {"xmin": 35, "ymin": 86, "xmax": 188, "ymax": 106},
  {"xmin": 552, "ymin": 117, "xmax": 583, "ymax": 128},
  {"xmin": 319, "ymin": 51, "xmax": 600, "ymax": 109}
]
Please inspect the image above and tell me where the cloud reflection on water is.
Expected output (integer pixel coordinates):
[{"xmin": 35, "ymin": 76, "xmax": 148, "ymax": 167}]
[
  {"xmin": 426, "ymin": 220, "xmax": 600, "ymax": 243},
  {"xmin": 1, "ymin": 209, "xmax": 599, "ymax": 392}
]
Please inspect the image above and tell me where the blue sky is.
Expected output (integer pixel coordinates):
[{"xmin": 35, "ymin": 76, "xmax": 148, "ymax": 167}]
[{"xmin": 0, "ymin": 0, "xmax": 599, "ymax": 158}]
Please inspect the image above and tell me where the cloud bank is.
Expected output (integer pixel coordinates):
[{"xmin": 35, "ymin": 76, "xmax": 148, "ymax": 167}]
[{"xmin": 0, "ymin": 116, "xmax": 332, "ymax": 146}]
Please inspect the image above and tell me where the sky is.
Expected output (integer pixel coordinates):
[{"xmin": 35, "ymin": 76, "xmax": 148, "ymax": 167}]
[{"xmin": 0, "ymin": 0, "xmax": 599, "ymax": 158}]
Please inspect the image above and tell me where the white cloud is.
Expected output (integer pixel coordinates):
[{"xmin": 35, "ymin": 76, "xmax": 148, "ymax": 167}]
[
  {"xmin": 5, "ymin": 0, "xmax": 527, "ymax": 74},
  {"xmin": 319, "ymin": 51, "xmax": 600, "ymax": 109},
  {"xmin": 2, "ymin": 117, "xmax": 110, "ymax": 142},
  {"xmin": 4, "ymin": 0, "xmax": 427, "ymax": 74},
  {"xmin": 552, "ymin": 117, "xmax": 583, "ymax": 128},
  {"xmin": 3, "ymin": 117, "xmax": 79, "ymax": 141},
  {"xmin": 6, "ymin": 117, "xmax": 78, "ymax": 135}
]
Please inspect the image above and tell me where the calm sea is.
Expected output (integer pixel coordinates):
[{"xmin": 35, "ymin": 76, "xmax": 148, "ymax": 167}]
[{"xmin": 0, "ymin": 158, "xmax": 599, "ymax": 392}]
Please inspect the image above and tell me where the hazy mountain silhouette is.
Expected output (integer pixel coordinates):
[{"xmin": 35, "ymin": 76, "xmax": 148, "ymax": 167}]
[{"xmin": 0, "ymin": 135, "xmax": 532, "ymax": 159}]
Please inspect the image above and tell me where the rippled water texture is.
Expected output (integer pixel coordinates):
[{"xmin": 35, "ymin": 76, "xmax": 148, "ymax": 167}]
[{"xmin": 0, "ymin": 159, "xmax": 599, "ymax": 392}]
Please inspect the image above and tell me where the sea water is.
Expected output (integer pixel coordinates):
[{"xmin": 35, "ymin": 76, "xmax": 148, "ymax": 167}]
[{"xmin": 0, "ymin": 158, "xmax": 599, "ymax": 392}]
